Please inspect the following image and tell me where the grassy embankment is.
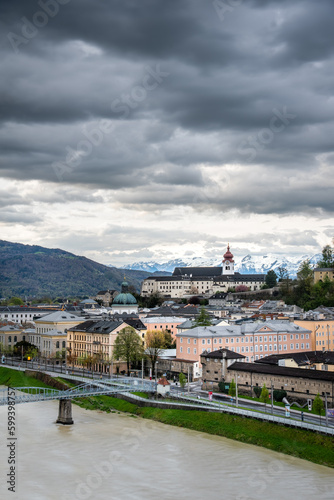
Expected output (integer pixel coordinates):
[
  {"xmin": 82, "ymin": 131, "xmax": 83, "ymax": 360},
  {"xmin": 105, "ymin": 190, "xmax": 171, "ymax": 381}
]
[
  {"xmin": 237, "ymin": 394, "xmax": 327, "ymax": 416},
  {"xmin": 0, "ymin": 367, "xmax": 53, "ymax": 391},
  {"xmin": 2, "ymin": 368, "xmax": 333, "ymax": 468}
]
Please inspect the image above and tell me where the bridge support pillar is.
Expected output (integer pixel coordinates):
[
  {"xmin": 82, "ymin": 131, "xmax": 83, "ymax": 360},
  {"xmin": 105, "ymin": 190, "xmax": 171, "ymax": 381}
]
[{"xmin": 56, "ymin": 399, "xmax": 73, "ymax": 425}]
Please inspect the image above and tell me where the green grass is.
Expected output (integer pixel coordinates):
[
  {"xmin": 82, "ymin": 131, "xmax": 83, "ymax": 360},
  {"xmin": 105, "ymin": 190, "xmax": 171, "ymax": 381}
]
[
  {"xmin": 0, "ymin": 367, "xmax": 53, "ymax": 390},
  {"xmin": 75, "ymin": 394, "xmax": 334, "ymax": 468},
  {"xmin": 74, "ymin": 395, "xmax": 138, "ymax": 413},
  {"xmin": 132, "ymin": 391, "xmax": 150, "ymax": 399},
  {"xmin": 55, "ymin": 377, "xmax": 77, "ymax": 388}
]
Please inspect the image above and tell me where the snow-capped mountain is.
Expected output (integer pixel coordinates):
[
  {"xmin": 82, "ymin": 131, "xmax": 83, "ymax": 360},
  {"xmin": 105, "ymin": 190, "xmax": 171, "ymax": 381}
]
[{"xmin": 119, "ymin": 253, "xmax": 322, "ymax": 277}]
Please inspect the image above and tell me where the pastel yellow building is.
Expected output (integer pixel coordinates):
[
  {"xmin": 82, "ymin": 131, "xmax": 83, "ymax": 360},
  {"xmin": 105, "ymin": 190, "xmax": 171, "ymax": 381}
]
[
  {"xmin": 313, "ymin": 267, "xmax": 334, "ymax": 283},
  {"xmin": 35, "ymin": 311, "xmax": 84, "ymax": 334},
  {"xmin": 295, "ymin": 319, "xmax": 334, "ymax": 352}
]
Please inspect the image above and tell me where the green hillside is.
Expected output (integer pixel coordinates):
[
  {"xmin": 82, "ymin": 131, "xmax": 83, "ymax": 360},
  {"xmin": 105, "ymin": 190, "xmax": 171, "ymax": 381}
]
[{"xmin": 0, "ymin": 240, "xmax": 154, "ymax": 298}]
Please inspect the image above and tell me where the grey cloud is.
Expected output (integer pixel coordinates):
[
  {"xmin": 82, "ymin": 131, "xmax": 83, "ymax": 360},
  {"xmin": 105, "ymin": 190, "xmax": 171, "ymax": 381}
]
[
  {"xmin": 0, "ymin": 0, "xmax": 333, "ymax": 218},
  {"xmin": 0, "ymin": 210, "xmax": 42, "ymax": 224}
]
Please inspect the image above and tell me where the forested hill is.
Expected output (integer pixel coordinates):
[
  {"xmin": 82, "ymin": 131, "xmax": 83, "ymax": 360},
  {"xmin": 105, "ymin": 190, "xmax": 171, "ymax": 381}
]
[{"xmin": 0, "ymin": 240, "xmax": 153, "ymax": 298}]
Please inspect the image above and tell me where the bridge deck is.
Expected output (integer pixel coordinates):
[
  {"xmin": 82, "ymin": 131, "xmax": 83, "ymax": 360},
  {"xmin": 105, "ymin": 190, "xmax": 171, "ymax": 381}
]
[{"xmin": 0, "ymin": 378, "xmax": 156, "ymax": 405}]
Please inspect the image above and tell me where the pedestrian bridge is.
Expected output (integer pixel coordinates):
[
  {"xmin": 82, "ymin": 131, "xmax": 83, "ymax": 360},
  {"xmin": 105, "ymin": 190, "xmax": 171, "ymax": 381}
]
[{"xmin": 1, "ymin": 378, "xmax": 156, "ymax": 424}]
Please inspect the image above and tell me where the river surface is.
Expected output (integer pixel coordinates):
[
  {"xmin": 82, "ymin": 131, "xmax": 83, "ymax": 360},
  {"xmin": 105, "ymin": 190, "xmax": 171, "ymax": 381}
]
[{"xmin": 0, "ymin": 395, "xmax": 334, "ymax": 500}]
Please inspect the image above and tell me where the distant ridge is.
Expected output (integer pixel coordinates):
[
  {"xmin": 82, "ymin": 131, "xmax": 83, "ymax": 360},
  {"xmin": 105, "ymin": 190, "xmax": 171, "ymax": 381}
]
[
  {"xmin": 120, "ymin": 253, "xmax": 322, "ymax": 278},
  {"xmin": 0, "ymin": 240, "xmax": 154, "ymax": 298}
]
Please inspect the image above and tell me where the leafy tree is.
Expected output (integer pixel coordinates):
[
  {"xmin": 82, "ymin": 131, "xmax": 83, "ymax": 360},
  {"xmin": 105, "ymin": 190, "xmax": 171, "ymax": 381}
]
[
  {"xmin": 312, "ymin": 393, "xmax": 324, "ymax": 422},
  {"xmin": 145, "ymin": 330, "xmax": 167, "ymax": 375},
  {"xmin": 113, "ymin": 327, "xmax": 144, "ymax": 376},
  {"xmin": 13, "ymin": 340, "xmax": 38, "ymax": 359},
  {"xmin": 188, "ymin": 295, "xmax": 201, "ymax": 305},
  {"xmin": 147, "ymin": 292, "xmax": 164, "ymax": 308},
  {"xmin": 179, "ymin": 372, "xmax": 187, "ymax": 389},
  {"xmin": 317, "ymin": 242, "xmax": 334, "ymax": 268},
  {"xmin": 253, "ymin": 386, "xmax": 261, "ymax": 398},
  {"xmin": 235, "ymin": 285, "xmax": 249, "ymax": 292},
  {"xmin": 277, "ymin": 266, "xmax": 288, "ymax": 281},
  {"xmin": 8, "ymin": 296, "xmax": 24, "ymax": 305},
  {"xmin": 278, "ymin": 266, "xmax": 291, "ymax": 295},
  {"xmin": 228, "ymin": 378, "xmax": 236, "ymax": 397},
  {"xmin": 273, "ymin": 389, "xmax": 287, "ymax": 402},
  {"xmin": 26, "ymin": 346, "xmax": 39, "ymax": 360},
  {"xmin": 218, "ymin": 380, "xmax": 229, "ymax": 393},
  {"xmin": 297, "ymin": 259, "xmax": 313, "ymax": 281},
  {"xmin": 194, "ymin": 306, "xmax": 212, "ymax": 327},
  {"xmin": 260, "ymin": 383, "xmax": 270, "ymax": 409},
  {"xmin": 265, "ymin": 270, "xmax": 277, "ymax": 288},
  {"xmin": 162, "ymin": 330, "xmax": 175, "ymax": 349}
]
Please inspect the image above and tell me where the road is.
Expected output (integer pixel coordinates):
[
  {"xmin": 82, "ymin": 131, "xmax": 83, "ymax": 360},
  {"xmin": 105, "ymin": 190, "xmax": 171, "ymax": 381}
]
[{"xmin": 170, "ymin": 381, "xmax": 334, "ymax": 428}]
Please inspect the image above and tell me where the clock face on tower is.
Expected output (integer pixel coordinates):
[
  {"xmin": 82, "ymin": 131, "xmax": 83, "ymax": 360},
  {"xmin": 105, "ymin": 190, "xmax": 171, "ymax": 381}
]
[{"xmin": 222, "ymin": 244, "xmax": 234, "ymax": 275}]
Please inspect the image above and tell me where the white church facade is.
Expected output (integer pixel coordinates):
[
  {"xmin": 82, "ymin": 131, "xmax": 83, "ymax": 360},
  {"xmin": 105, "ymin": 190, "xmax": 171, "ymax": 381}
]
[{"xmin": 140, "ymin": 245, "xmax": 266, "ymax": 299}]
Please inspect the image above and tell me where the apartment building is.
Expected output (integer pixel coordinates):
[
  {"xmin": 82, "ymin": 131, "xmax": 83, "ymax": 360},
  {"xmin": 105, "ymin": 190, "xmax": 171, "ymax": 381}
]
[
  {"xmin": 176, "ymin": 321, "xmax": 312, "ymax": 366},
  {"xmin": 295, "ymin": 318, "xmax": 334, "ymax": 351}
]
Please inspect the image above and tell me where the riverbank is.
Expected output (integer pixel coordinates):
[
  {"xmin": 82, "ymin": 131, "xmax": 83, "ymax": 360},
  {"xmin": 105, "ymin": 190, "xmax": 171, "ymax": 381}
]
[
  {"xmin": 2, "ymin": 367, "xmax": 333, "ymax": 469},
  {"xmin": 74, "ymin": 394, "xmax": 334, "ymax": 469}
]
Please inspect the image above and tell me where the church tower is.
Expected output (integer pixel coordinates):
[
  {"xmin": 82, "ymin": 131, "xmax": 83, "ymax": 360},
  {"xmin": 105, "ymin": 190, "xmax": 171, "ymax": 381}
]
[{"xmin": 222, "ymin": 244, "xmax": 234, "ymax": 275}]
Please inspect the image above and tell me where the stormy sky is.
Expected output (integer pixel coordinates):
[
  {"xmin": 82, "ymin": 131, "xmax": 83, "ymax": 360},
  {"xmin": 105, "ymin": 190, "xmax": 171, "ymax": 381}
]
[{"xmin": 0, "ymin": 0, "xmax": 333, "ymax": 266}]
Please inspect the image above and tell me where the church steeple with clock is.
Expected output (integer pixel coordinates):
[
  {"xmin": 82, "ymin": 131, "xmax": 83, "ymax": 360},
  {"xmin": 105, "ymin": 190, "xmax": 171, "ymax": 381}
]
[{"xmin": 222, "ymin": 244, "xmax": 234, "ymax": 275}]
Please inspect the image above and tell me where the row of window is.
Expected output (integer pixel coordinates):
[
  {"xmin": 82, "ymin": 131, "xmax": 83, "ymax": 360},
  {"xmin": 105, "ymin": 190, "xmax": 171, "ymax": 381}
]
[
  {"xmin": 179, "ymin": 343, "xmax": 310, "ymax": 355},
  {"xmin": 1, "ymin": 313, "xmax": 34, "ymax": 318},
  {"xmin": 179, "ymin": 333, "xmax": 309, "ymax": 344}
]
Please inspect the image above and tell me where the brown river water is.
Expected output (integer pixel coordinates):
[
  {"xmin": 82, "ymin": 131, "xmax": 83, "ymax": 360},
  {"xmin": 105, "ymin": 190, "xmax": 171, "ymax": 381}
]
[{"xmin": 0, "ymin": 396, "xmax": 334, "ymax": 500}]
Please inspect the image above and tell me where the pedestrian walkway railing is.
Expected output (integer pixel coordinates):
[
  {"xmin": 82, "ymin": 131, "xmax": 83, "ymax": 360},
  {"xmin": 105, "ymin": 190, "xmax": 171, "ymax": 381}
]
[
  {"xmin": 124, "ymin": 391, "xmax": 334, "ymax": 436},
  {"xmin": 0, "ymin": 378, "xmax": 156, "ymax": 406}
]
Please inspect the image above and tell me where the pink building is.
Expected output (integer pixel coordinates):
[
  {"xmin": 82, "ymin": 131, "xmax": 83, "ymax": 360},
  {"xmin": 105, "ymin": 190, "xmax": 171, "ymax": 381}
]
[
  {"xmin": 176, "ymin": 321, "xmax": 312, "ymax": 369},
  {"xmin": 142, "ymin": 316, "xmax": 188, "ymax": 339}
]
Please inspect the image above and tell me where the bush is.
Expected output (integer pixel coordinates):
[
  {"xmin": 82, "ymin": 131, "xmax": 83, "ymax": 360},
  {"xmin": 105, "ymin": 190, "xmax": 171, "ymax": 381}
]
[
  {"xmin": 228, "ymin": 379, "xmax": 236, "ymax": 397},
  {"xmin": 253, "ymin": 386, "xmax": 261, "ymax": 398},
  {"xmin": 273, "ymin": 389, "xmax": 287, "ymax": 402},
  {"xmin": 218, "ymin": 381, "xmax": 229, "ymax": 394}
]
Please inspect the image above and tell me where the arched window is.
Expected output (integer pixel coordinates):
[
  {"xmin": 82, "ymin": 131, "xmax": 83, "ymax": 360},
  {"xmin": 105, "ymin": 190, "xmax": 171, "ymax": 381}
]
[
  {"xmin": 14, "ymin": 336, "xmax": 17, "ymax": 343},
  {"xmin": 56, "ymin": 341, "xmax": 60, "ymax": 349},
  {"xmin": 8, "ymin": 336, "xmax": 12, "ymax": 343},
  {"xmin": 62, "ymin": 341, "xmax": 66, "ymax": 348},
  {"xmin": 22, "ymin": 336, "xmax": 26, "ymax": 341}
]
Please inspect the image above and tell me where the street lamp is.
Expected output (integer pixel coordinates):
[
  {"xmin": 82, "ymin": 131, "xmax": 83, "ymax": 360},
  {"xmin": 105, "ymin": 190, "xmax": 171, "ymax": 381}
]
[{"xmin": 155, "ymin": 361, "xmax": 158, "ymax": 384}]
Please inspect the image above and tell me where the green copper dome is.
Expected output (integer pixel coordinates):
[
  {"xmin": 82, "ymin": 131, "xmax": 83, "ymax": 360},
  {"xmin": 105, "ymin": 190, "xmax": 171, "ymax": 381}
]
[{"xmin": 113, "ymin": 281, "xmax": 137, "ymax": 305}]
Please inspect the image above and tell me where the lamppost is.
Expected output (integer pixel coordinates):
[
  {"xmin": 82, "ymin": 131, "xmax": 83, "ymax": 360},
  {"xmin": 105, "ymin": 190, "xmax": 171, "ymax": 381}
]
[
  {"xmin": 92, "ymin": 341, "xmax": 101, "ymax": 378},
  {"xmin": 155, "ymin": 361, "xmax": 158, "ymax": 384},
  {"xmin": 234, "ymin": 374, "xmax": 242, "ymax": 407}
]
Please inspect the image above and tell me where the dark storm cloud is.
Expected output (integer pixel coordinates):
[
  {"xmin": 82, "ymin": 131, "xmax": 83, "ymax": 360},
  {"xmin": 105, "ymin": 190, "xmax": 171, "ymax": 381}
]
[{"xmin": 0, "ymin": 0, "xmax": 334, "ymax": 215}]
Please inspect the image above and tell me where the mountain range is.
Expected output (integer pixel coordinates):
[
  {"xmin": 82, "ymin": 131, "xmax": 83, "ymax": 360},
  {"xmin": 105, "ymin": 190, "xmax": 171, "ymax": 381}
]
[
  {"xmin": 0, "ymin": 240, "xmax": 156, "ymax": 298},
  {"xmin": 121, "ymin": 253, "xmax": 322, "ymax": 277}
]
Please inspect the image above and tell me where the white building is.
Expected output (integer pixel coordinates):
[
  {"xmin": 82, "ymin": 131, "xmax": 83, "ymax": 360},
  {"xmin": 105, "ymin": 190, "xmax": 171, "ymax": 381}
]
[{"xmin": 141, "ymin": 245, "xmax": 266, "ymax": 299}]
